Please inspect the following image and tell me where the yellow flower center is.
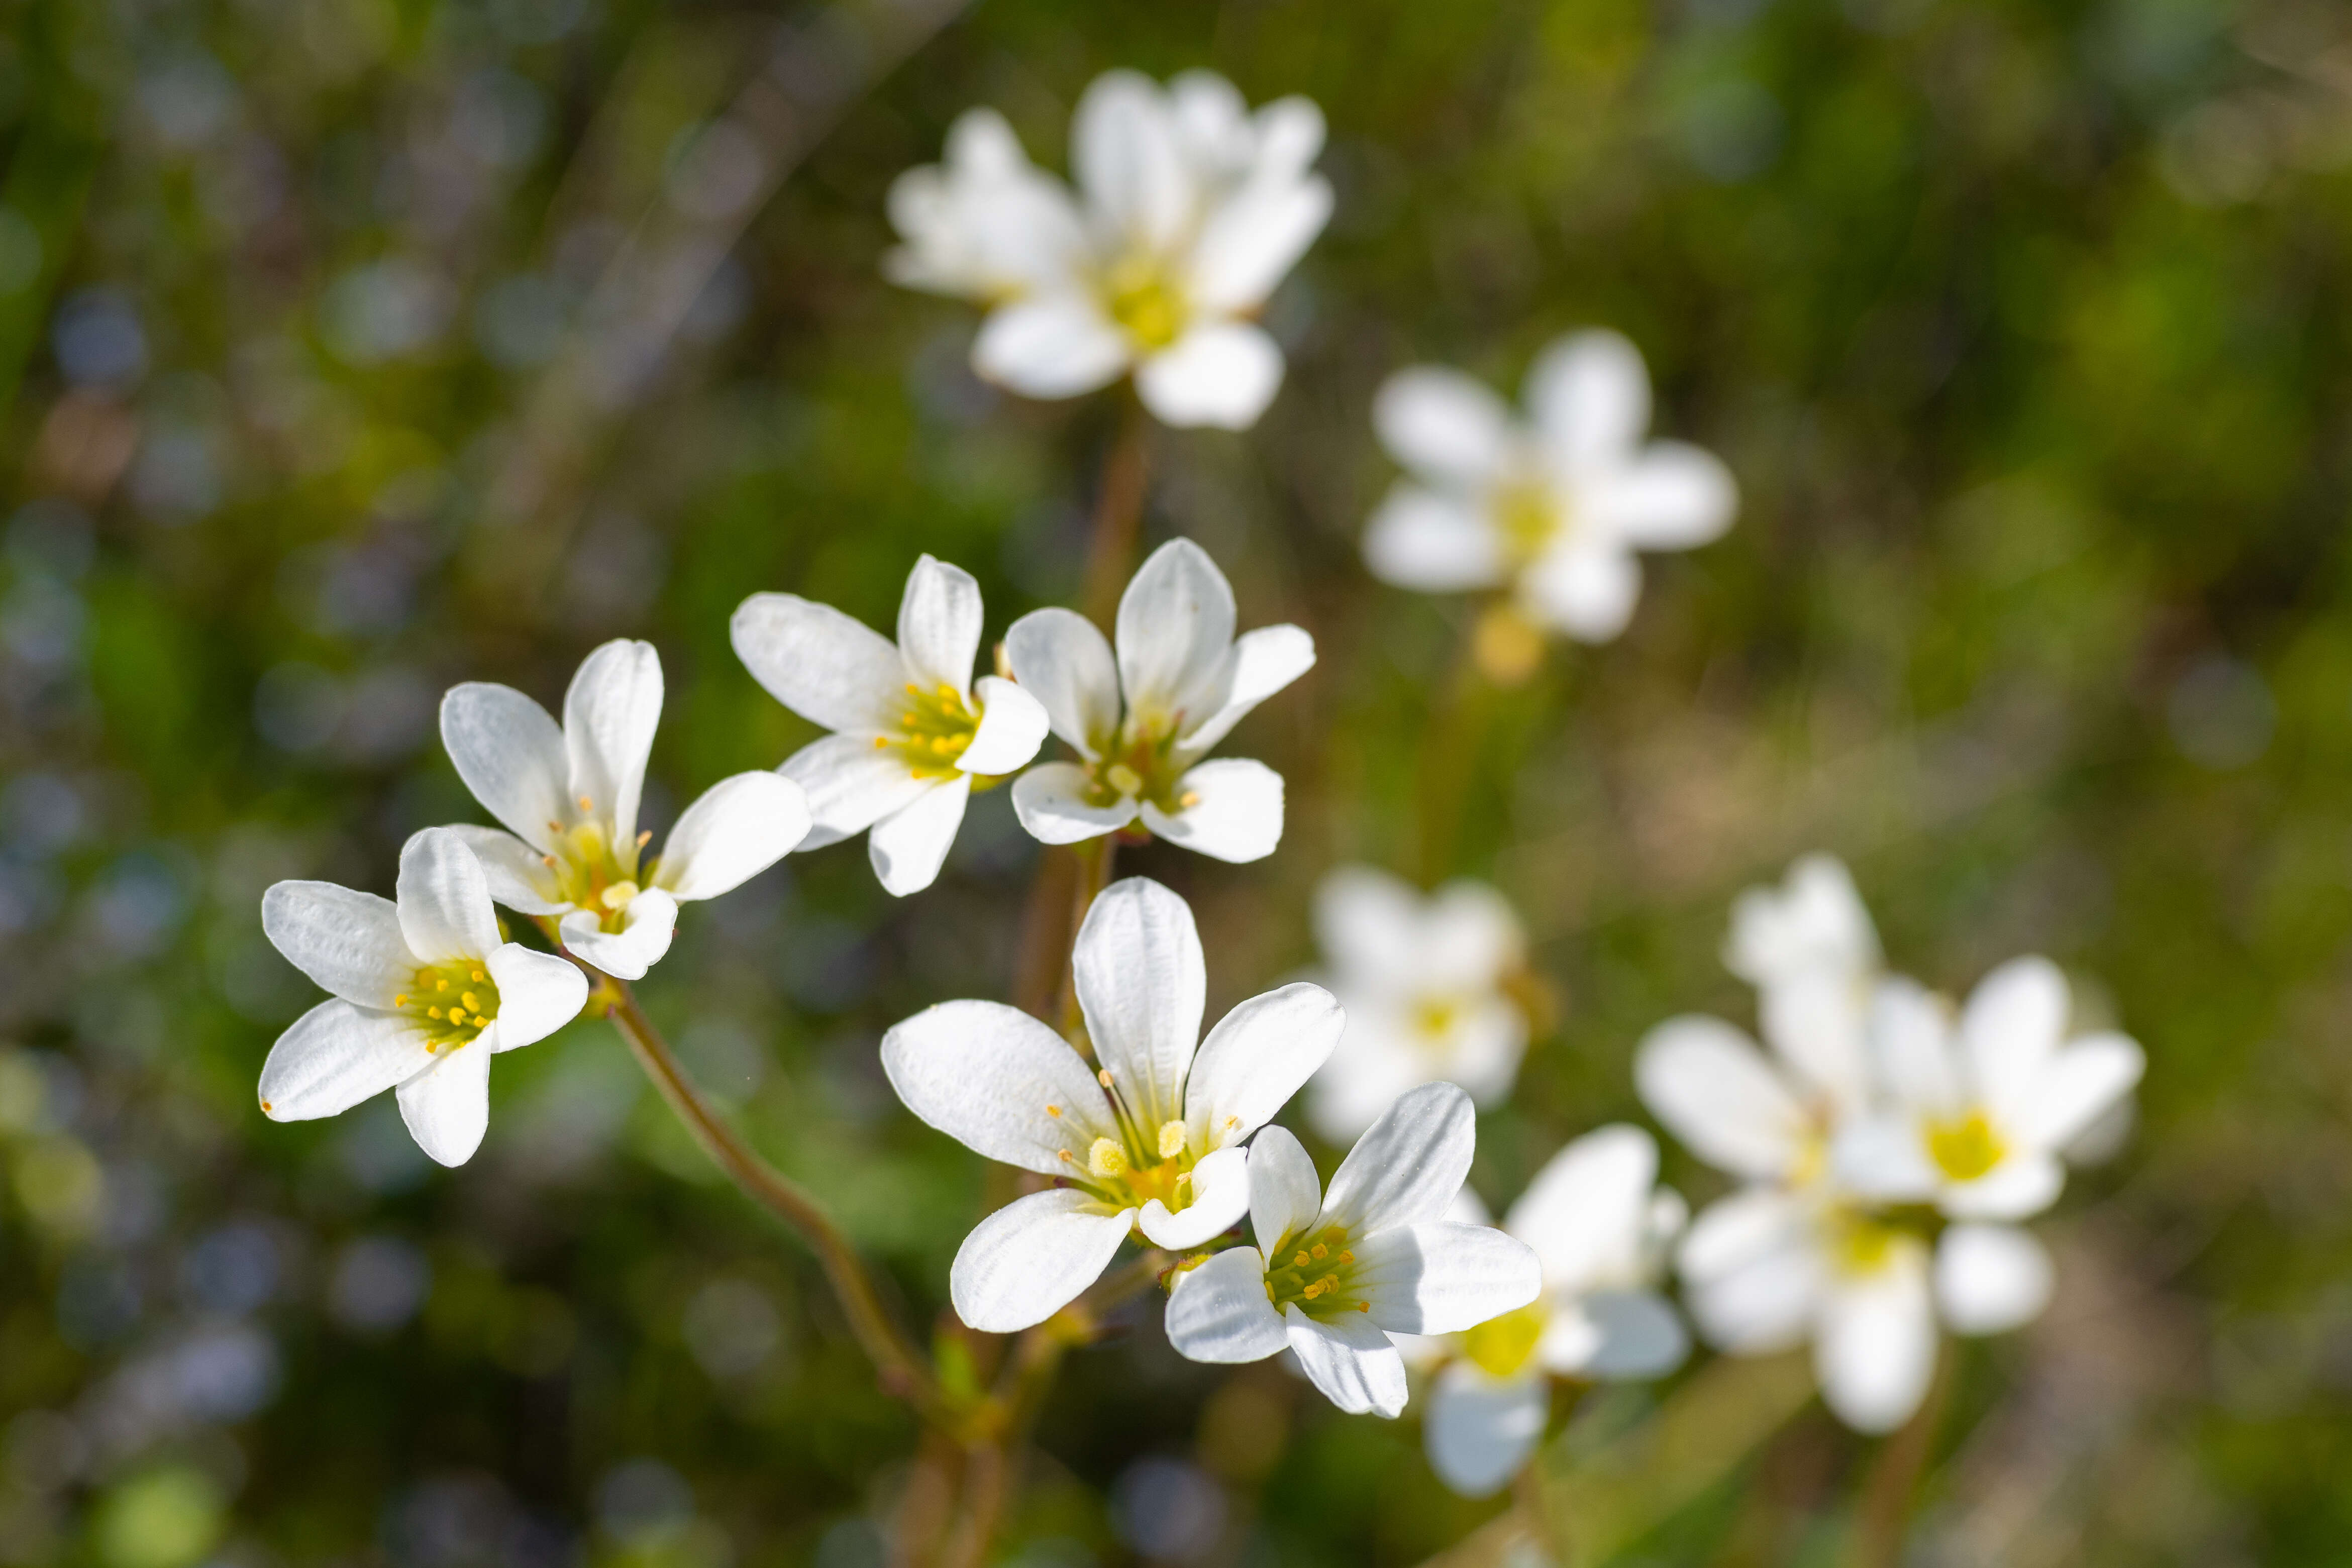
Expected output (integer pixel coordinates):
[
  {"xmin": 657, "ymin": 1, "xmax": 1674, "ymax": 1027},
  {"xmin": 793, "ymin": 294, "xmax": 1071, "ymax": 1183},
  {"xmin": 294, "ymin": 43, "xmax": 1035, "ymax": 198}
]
[
  {"xmin": 1081, "ymin": 715, "xmax": 1195, "ymax": 816},
  {"xmin": 1926, "ymin": 1110, "xmax": 2005, "ymax": 1183},
  {"xmin": 1052, "ymin": 1077, "xmax": 1238, "ymax": 1227},
  {"xmin": 1410, "ymin": 994, "xmax": 1463, "ymax": 1043},
  {"xmin": 1830, "ymin": 1210, "xmax": 1905, "ymax": 1276},
  {"xmin": 1101, "ymin": 254, "xmax": 1188, "ymax": 352},
  {"xmin": 545, "ymin": 814, "xmax": 648, "ymax": 933},
  {"xmin": 1461, "ymin": 1299, "xmax": 1548, "ymax": 1378},
  {"xmin": 1491, "ymin": 475, "xmax": 1568, "ymax": 567},
  {"xmin": 394, "ymin": 961, "xmax": 502, "ymax": 1054},
  {"xmin": 1264, "ymin": 1224, "xmax": 1370, "ymax": 1321},
  {"xmin": 878, "ymin": 681, "xmax": 981, "ymax": 781}
]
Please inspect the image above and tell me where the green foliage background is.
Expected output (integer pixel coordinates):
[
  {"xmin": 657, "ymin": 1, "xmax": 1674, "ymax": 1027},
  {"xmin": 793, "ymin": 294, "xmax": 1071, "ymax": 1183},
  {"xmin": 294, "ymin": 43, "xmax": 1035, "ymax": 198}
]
[{"xmin": 0, "ymin": 0, "xmax": 2344, "ymax": 1562}]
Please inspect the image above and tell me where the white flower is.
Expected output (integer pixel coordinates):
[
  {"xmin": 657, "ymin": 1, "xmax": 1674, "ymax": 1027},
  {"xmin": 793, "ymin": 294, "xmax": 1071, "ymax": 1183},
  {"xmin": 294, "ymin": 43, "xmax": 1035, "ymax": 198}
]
[
  {"xmin": 1005, "ymin": 538, "xmax": 1313, "ymax": 863},
  {"xmin": 439, "ymin": 641, "xmax": 811, "ymax": 980},
  {"xmin": 1415, "ymin": 1126, "xmax": 1689, "ymax": 1497},
  {"xmin": 1162, "ymin": 1082, "xmax": 1542, "ymax": 1418},
  {"xmin": 730, "ymin": 557, "xmax": 1051, "ymax": 897},
  {"xmin": 1303, "ymin": 865, "xmax": 1529, "ymax": 1142},
  {"xmin": 1836, "ymin": 960, "xmax": 2145, "ymax": 1222},
  {"xmin": 886, "ymin": 69, "xmax": 1333, "ymax": 430},
  {"xmin": 880, "ymin": 876, "xmax": 1343, "ymax": 1332},
  {"xmin": 258, "ymin": 827, "xmax": 589, "ymax": 1167},
  {"xmin": 1363, "ymin": 330, "xmax": 1736, "ymax": 642}
]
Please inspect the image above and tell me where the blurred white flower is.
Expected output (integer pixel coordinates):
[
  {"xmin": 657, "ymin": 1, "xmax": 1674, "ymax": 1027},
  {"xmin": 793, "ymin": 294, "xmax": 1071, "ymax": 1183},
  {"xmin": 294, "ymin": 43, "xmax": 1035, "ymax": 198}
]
[
  {"xmin": 1640, "ymin": 854, "xmax": 2148, "ymax": 1433},
  {"xmin": 258, "ymin": 828, "xmax": 588, "ymax": 1166},
  {"xmin": 1163, "ymin": 1083, "xmax": 1541, "ymax": 1418},
  {"xmin": 439, "ymin": 640, "xmax": 811, "ymax": 978},
  {"xmin": 881, "ymin": 877, "xmax": 1342, "ymax": 1331},
  {"xmin": 1364, "ymin": 329, "xmax": 1736, "ymax": 642},
  {"xmin": 1835, "ymin": 960, "xmax": 2144, "ymax": 1222},
  {"xmin": 1303, "ymin": 866, "xmax": 1529, "ymax": 1142},
  {"xmin": 1411, "ymin": 1126, "xmax": 1688, "ymax": 1497},
  {"xmin": 886, "ymin": 69, "xmax": 1333, "ymax": 430},
  {"xmin": 730, "ymin": 557, "xmax": 1049, "ymax": 897},
  {"xmin": 1006, "ymin": 539, "xmax": 1312, "ymax": 862}
]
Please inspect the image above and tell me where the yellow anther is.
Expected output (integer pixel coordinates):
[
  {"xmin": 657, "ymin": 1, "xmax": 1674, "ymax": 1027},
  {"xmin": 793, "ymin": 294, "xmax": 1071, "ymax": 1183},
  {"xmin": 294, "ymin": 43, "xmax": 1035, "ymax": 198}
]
[
  {"xmin": 1292, "ymin": 1252, "xmax": 1311, "ymax": 1269},
  {"xmin": 429, "ymin": 1007, "xmax": 443, "ymax": 1019},
  {"xmin": 904, "ymin": 683, "xmax": 922, "ymax": 696},
  {"xmin": 900, "ymin": 712, "xmax": 920, "ymax": 726},
  {"xmin": 447, "ymin": 1008, "xmax": 466, "ymax": 1024},
  {"xmin": 600, "ymin": 880, "xmax": 639, "ymax": 911},
  {"xmin": 1178, "ymin": 791, "xmax": 1201, "ymax": 809},
  {"xmin": 459, "ymin": 992, "xmax": 477, "ymax": 1010},
  {"xmin": 1303, "ymin": 1278, "xmax": 1333, "ymax": 1300},
  {"xmin": 1357, "ymin": 1301, "xmax": 1369, "ymax": 1313},
  {"xmin": 1158, "ymin": 1121, "xmax": 1187, "ymax": 1159},
  {"xmin": 1310, "ymin": 1243, "xmax": 1328, "ymax": 1261},
  {"xmin": 1088, "ymin": 1138, "xmax": 1128, "ymax": 1179},
  {"xmin": 1337, "ymin": 1250, "xmax": 1355, "ymax": 1265},
  {"xmin": 637, "ymin": 830, "xmax": 651, "ymax": 847},
  {"xmin": 1046, "ymin": 1104, "xmax": 1062, "ymax": 1118},
  {"xmin": 937, "ymin": 683, "xmax": 958, "ymax": 701},
  {"xmin": 1057, "ymin": 1150, "xmax": 1074, "ymax": 1164},
  {"xmin": 1224, "ymin": 1115, "xmax": 1240, "ymax": 1130},
  {"xmin": 1098, "ymin": 1070, "xmax": 1115, "ymax": 1088},
  {"xmin": 577, "ymin": 794, "xmax": 593, "ymax": 811},
  {"xmin": 437, "ymin": 979, "xmax": 450, "ymax": 992},
  {"xmin": 874, "ymin": 737, "xmax": 888, "ymax": 749},
  {"xmin": 1105, "ymin": 764, "xmax": 1144, "ymax": 798},
  {"xmin": 394, "ymin": 994, "xmax": 407, "ymax": 1008},
  {"xmin": 543, "ymin": 854, "xmax": 558, "ymax": 867},
  {"xmin": 470, "ymin": 969, "xmax": 484, "ymax": 982},
  {"xmin": 260, "ymin": 1100, "xmax": 272, "ymax": 1112}
]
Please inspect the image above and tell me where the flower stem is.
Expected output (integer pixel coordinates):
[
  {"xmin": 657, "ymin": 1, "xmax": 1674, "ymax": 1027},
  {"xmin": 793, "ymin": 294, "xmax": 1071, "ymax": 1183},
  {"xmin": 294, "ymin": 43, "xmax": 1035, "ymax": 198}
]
[
  {"xmin": 1055, "ymin": 836, "xmax": 1118, "ymax": 1043},
  {"xmin": 599, "ymin": 975, "xmax": 954, "ymax": 1430},
  {"xmin": 1080, "ymin": 394, "xmax": 1151, "ymax": 628},
  {"xmin": 1848, "ymin": 1343, "xmax": 1954, "ymax": 1568},
  {"xmin": 1414, "ymin": 639, "xmax": 1497, "ymax": 884}
]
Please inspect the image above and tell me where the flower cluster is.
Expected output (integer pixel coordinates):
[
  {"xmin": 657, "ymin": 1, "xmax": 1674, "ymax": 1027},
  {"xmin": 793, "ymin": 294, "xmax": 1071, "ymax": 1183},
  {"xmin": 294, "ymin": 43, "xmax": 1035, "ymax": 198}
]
[{"xmin": 1637, "ymin": 855, "xmax": 2146, "ymax": 1431}]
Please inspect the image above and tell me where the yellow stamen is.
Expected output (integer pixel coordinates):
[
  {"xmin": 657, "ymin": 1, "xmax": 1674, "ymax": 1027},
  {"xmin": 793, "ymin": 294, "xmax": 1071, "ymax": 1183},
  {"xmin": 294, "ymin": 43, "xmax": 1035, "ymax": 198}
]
[
  {"xmin": 429, "ymin": 1007, "xmax": 443, "ymax": 1019},
  {"xmin": 1293, "ymin": 1252, "xmax": 1311, "ymax": 1269},
  {"xmin": 394, "ymin": 995, "xmax": 406, "ymax": 1007},
  {"xmin": 600, "ymin": 880, "xmax": 639, "ymax": 911},
  {"xmin": 1088, "ymin": 1138, "xmax": 1128, "ymax": 1179},
  {"xmin": 1158, "ymin": 1120, "xmax": 1187, "ymax": 1159},
  {"xmin": 470, "ymin": 969, "xmax": 484, "ymax": 982},
  {"xmin": 1046, "ymin": 1104, "xmax": 1062, "ymax": 1118},
  {"xmin": 1310, "ymin": 1243, "xmax": 1327, "ymax": 1261},
  {"xmin": 577, "ymin": 794, "xmax": 593, "ymax": 811}
]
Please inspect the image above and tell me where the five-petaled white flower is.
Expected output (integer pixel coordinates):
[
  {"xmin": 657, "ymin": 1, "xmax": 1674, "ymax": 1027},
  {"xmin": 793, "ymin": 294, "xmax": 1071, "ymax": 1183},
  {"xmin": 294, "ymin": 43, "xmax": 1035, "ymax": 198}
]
[
  {"xmin": 730, "ymin": 557, "xmax": 1051, "ymax": 897},
  {"xmin": 1304, "ymin": 865, "xmax": 1530, "ymax": 1142},
  {"xmin": 439, "ymin": 640, "xmax": 812, "ymax": 980},
  {"xmin": 1163, "ymin": 1082, "xmax": 1542, "ymax": 1418},
  {"xmin": 1364, "ymin": 330, "xmax": 1736, "ymax": 642},
  {"xmin": 1407, "ymin": 1125, "xmax": 1689, "ymax": 1497},
  {"xmin": 1006, "ymin": 538, "xmax": 1313, "ymax": 863},
  {"xmin": 886, "ymin": 69, "xmax": 1333, "ymax": 430},
  {"xmin": 258, "ymin": 827, "xmax": 589, "ymax": 1167},
  {"xmin": 880, "ymin": 876, "xmax": 1343, "ymax": 1332}
]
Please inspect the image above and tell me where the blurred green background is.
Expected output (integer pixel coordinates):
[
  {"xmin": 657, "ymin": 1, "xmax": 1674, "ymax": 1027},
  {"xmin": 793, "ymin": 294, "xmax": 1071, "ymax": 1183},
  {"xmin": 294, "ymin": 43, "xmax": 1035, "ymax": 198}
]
[{"xmin": 0, "ymin": 0, "xmax": 2346, "ymax": 1562}]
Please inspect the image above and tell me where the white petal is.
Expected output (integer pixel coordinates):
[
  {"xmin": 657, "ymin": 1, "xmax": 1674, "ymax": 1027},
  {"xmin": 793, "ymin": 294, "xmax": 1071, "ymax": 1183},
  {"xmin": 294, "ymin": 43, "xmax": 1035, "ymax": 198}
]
[
  {"xmin": 1249, "ymin": 95, "xmax": 1326, "ymax": 181},
  {"xmin": 1424, "ymin": 1365, "xmax": 1547, "ymax": 1498},
  {"xmin": 260, "ymin": 881, "xmax": 411, "ymax": 1009},
  {"xmin": 1313, "ymin": 865, "xmax": 1422, "ymax": 981},
  {"xmin": 1140, "ymin": 758, "xmax": 1284, "ymax": 863},
  {"xmin": 1567, "ymin": 1290, "xmax": 1690, "ymax": 1380},
  {"xmin": 729, "ymin": 592, "xmax": 904, "ymax": 736},
  {"xmin": 1960, "ymin": 956, "xmax": 2069, "ymax": 1121},
  {"xmin": 1503, "ymin": 1124, "xmax": 1658, "ymax": 1294},
  {"xmin": 1004, "ymin": 607, "xmax": 1119, "ymax": 757},
  {"xmin": 559, "ymin": 889, "xmax": 677, "ymax": 981},
  {"xmin": 484, "ymin": 943, "xmax": 588, "ymax": 1053},
  {"xmin": 652, "ymin": 772, "xmax": 810, "ymax": 902},
  {"xmin": 1072, "ymin": 876, "xmax": 1205, "ymax": 1130},
  {"xmin": 1137, "ymin": 1143, "xmax": 1251, "ymax": 1248},
  {"xmin": 396, "ymin": 828, "xmax": 501, "ymax": 964},
  {"xmin": 1519, "ymin": 542, "xmax": 1641, "ymax": 643},
  {"xmin": 1942, "ymin": 1151, "xmax": 2065, "ymax": 1222},
  {"xmin": 562, "ymin": 639, "xmax": 662, "ymax": 846},
  {"xmin": 1585, "ymin": 442, "xmax": 1737, "ymax": 550},
  {"xmin": 950, "ymin": 1187, "xmax": 1135, "ymax": 1333},
  {"xmin": 1633, "ymin": 1016, "xmax": 1809, "ymax": 1182},
  {"xmin": 1816, "ymin": 1238, "xmax": 1937, "ymax": 1434},
  {"xmin": 1870, "ymin": 978, "xmax": 1964, "ymax": 1118},
  {"xmin": 972, "ymin": 295, "xmax": 1131, "ymax": 399},
  {"xmin": 1072, "ymin": 69, "xmax": 1189, "ymax": 251},
  {"xmin": 443, "ymin": 824, "xmax": 567, "ymax": 915},
  {"xmin": 868, "ymin": 775, "xmax": 972, "ymax": 897},
  {"xmin": 395, "ymin": 1040, "xmax": 496, "ymax": 1168},
  {"xmin": 1134, "ymin": 321, "xmax": 1285, "ymax": 431},
  {"xmin": 1724, "ymin": 855, "xmax": 1879, "ymax": 989},
  {"xmin": 1321, "ymin": 1080, "xmax": 1477, "ymax": 1236},
  {"xmin": 1116, "ymin": 538, "xmax": 1237, "ymax": 725},
  {"xmin": 440, "ymin": 681, "xmax": 571, "ymax": 854},
  {"xmin": 1011, "ymin": 761, "xmax": 1137, "ymax": 844},
  {"xmin": 780, "ymin": 733, "xmax": 933, "ymax": 839},
  {"xmin": 961, "ymin": 677, "xmax": 1051, "ymax": 775},
  {"xmin": 1246, "ymin": 1123, "xmax": 1323, "ymax": 1256},
  {"xmin": 1524, "ymin": 330, "xmax": 1650, "ymax": 470},
  {"xmin": 1306, "ymin": 1021, "xmax": 1433, "ymax": 1143},
  {"xmin": 1188, "ymin": 174, "xmax": 1332, "ymax": 316},
  {"xmin": 879, "ymin": 999, "xmax": 1112, "ymax": 1174},
  {"xmin": 1183, "ymin": 981, "xmax": 1344, "ymax": 1151},
  {"xmin": 1373, "ymin": 368, "xmax": 1512, "ymax": 488},
  {"xmin": 2019, "ymin": 1032, "xmax": 2144, "ymax": 1151},
  {"xmin": 1284, "ymin": 1306, "xmax": 1408, "ymax": 1417},
  {"xmin": 1168, "ymin": 70, "xmax": 1251, "ymax": 171},
  {"xmin": 1354, "ymin": 1220, "xmax": 1541, "ymax": 1334},
  {"xmin": 1758, "ymin": 966, "xmax": 1872, "ymax": 1113},
  {"xmin": 258, "ymin": 1000, "xmax": 429, "ymax": 1122},
  {"xmin": 1832, "ymin": 1115, "xmax": 1941, "ymax": 1205},
  {"xmin": 1934, "ymin": 1223, "xmax": 2054, "ymax": 1336},
  {"xmin": 1676, "ymin": 1189, "xmax": 1822, "ymax": 1354},
  {"xmin": 1165, "ymin": 1245, "xmax": 1288, "ymax": 1363},
  {"xmin": 1363, "ymin": 485, "xmax": 1506, "ymax": 593},
  {"xmin": 896, "ymin": 555, "xmax": 984, "ymax": 697},
  {"xmin": 1421, "ymin": 883, "xmax": 1525, "ymax": 991},
  {"xmin": 1177, "ymin": 624, "xmax": 1316, "ymax": 756}
]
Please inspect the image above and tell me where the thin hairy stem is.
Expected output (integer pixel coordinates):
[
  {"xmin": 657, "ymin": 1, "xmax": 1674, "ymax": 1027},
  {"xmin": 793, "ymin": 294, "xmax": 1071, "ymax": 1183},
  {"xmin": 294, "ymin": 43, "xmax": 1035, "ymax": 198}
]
[{"xmin": 595, "ymin": 973, "xmax": 953, "ymax": 1429}]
